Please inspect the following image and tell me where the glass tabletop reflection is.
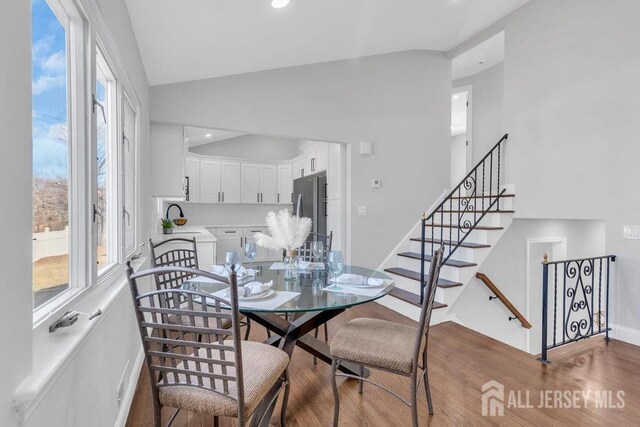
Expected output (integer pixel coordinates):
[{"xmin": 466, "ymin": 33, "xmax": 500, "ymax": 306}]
[{"xmin": 183, "ymin": 262, "xmax": 395, "ymax": 313}]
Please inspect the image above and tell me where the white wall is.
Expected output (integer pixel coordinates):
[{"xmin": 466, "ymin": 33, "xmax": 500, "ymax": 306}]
[
  {"xmin": 190, "ymin": 134, "xmax": 302, "ymax": 160},
  {"xmin": 1, "ymin": 0, "xmax": 151, "ymax": 425},
  {"xmin": 502, "ymin": 0, "xmax": 640, "ymax": 334},
  {"xmin": 450, "ymin": 134, "xmax": 467, "ymax": 185},
  {"xmin": 450, "ymin": 219, "xmax": 605, "ymax": 351},
  {"xmin": 0, "ymin": 0, "xmax": 33, "ymax": 424},
  {"xmin": 151, "ymin": 50, "xmax": 452, "ymax": 268},
  {"xmin": 453, "ymin": 62, "xmax": 504, "ymax": 164}
]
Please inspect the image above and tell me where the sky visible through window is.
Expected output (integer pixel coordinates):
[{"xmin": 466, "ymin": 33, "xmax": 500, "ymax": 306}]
[{"xmin": 32, "ymin": 0, "xmax": 68, "ymax": 180}]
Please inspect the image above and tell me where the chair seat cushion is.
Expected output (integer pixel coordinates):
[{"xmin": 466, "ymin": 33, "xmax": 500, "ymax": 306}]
[
  {"xmin": 330, "ymin": 318, "xmax": 422, "ymax": 374},
  {"xmin": 158, "ymin": 341, "xmax": 289, "ymax": 418}
]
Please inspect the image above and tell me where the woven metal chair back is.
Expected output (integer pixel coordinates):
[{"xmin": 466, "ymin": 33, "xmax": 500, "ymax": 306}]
[
  {"xmin": 297, "ymin": 231, "xmax": 333, "ymax": 262},
  {"xmin": 149, "ymin": 237, "xmax": 199, "ymax": 291},
  {"xmin": 414, "ymin": 247, "xmax": 443, "ymax": 361},
  {"xmin": 126, "ymin": 264, "xmax": 246, "ymax": 411}
]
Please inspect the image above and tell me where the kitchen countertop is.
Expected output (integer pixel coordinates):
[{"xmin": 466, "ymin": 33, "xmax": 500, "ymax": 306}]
[{"xmin": 155, "ymin": 226, "xmax": 217, "ymax": 243}]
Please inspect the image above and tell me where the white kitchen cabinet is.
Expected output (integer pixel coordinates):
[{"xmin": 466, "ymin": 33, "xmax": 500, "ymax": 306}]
[
  {"xmin": 200, "ymin": 159, "xmax": 221, "ymax": 203},
  {"xmin": 303, "ymin": 142, "xmax": 328, "ymax": 175},
  {"xmin": 260, "ymin": 164, "xmax": 278, "ymax": 204},
  {"xmin": 185, "ymin": 156, "xmax": 200, "ymax": 203},
  {"xmin": 277, "ymin": 164, "xmax": 293, "ymax": 204},
  {"xmin": 293, "ymin": 156, "xmax": 304, "ymax": 179},
  {"xmin": 241, "ymin": 163, "xmax": 261, "ymax": 203},
  {"xmin": 221, "ymin": 161, "xmax": 241, "ymax": 203},
  {"xmin": 243, "ymin": 227, "xmax": 269, "ymax": 262},
  {"xmin": 326, "ymin": 198, "xmax": 342, "ymax": 252},
  {"xmin": 215, "ymin": 228, "xmax": 244, "ymax": 264},
  {"xmin": 151, "ymin": 124, "xmax": 185, "ymax": 197},
  {"xmin": 326, "ymin": 143, "xmax": 342, "ymax": 199}
]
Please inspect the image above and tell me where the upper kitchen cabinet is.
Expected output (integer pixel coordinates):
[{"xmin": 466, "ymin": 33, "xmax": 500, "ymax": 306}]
[
  {"xmin": 303, "ymin": 142, "xmax": 328, "ymax": 175},
  {"xmin": 221, "ymin": 161, "xmax": 241, "ymax": 203},
  {"xmin": 185, "ymin": 155, "xmax": 200, "ymax": 202},
  {"xmin": 260, "ymin": 164, "xmax": 279, "ymax": 204},
  {"xmin": 292, "ymin": 156, "xmax": 304, "ymax": 179},
  {"xmin": 151, "ymin": 124, "xmax": 185, "ymax": 197},
  {"xmin": 200, "ymin": 159, "xmax": 221, "ymax": 203},
  {"xmin": 241, "ymin": 162, "xmax": 260, "ymax": 203},
  {"xmin": 277, "ymin": 164, "xmax": 293, "ymax": 204}
]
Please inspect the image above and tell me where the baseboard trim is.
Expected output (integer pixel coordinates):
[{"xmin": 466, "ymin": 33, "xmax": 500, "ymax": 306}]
[
  {"xmin": 114, "ymin": 345, "xmax": 145, "ymax": 427},
  {"xmin": 610, "ymin": 323, "xmax": 640, "ymax": 347}
]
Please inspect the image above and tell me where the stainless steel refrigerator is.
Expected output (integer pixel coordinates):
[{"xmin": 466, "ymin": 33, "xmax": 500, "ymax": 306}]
[{"xmin": 293, "ymin": 172, "xmax": 327, "ymax": 236}]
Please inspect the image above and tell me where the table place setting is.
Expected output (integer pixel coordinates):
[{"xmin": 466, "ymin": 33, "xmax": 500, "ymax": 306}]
[
  {"xmin": 211, "ymin": 264, "xmax": 256, "ymax": 278},
  {"xmin": 210, "ymin": 279, "xmax": 300, "ymax": 310},
  {"xmin": 323, "ymin": 273, "xmax": 393, "ymax": 297}
]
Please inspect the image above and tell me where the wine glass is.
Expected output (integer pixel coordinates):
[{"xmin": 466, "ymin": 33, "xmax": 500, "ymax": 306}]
[
  {"xmin": 312, "ymin": 241, "xmax": 324, "ymax": 266},
  {"xmin": 225, "ymin": 251, "xmax": 242, "ymax": 274},
  {"xmin": 244, "ymin": 242, "xmax": 257, "ymax": 270},
  {"xmin": 328, "ymin": 251, "xmax": 344, "ymax": 279}
]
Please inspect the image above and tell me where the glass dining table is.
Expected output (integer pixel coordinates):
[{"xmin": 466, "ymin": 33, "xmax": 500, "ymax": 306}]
[
  {"xmin": 183, "ymin": 261, "xmax": 394, "ymax": 372},
  {"xmin": 184, "ymin": 261, "xmax": 394, "ymax": 426}
]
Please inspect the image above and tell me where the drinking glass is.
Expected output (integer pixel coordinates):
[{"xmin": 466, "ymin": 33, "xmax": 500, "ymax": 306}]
[
  {"xmin": 328, "ymin": 251, "xmax": 344, "ymax": 279},
  {"xmin": 312, "ymin": 241, "xmax": 324, "ymax": 265},
  {"xmin": 225, "ymin": 251, "xmax": 242, "ymax": 274},
  {"xmin": 244, "ymin": 242, "xmax": 257, "ymax": 270}
]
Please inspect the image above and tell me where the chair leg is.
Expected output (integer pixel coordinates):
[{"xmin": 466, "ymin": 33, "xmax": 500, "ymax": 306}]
[
  {"xmin": 266, "ymin": 327, "xmax": 271, "ymax": 338},
  {"xmin": 422, "ymin": 351, "xmax": 434, "ymax": 415},
  {"xmin": 281, "ymin": 369, "xmax": 291, "ymax": 427},
  {"xmin": 331, "ymin": 359, "xmax": 341, "ymax": 427},
  {"xmin": 410, "ymin": 373, "xmax": 419, "ymax": 427},
  {"xmin": 324, "ymin": 322, "xmax": 328, "ymax": 341},
  {"xmin": 313, "ymin": 327, "xmax": 319, "ymax": 364},
  {"xmin": 244, "ymin": 318, "xmax": 252, "ymax": 340},
  {"xmin": 213, "ymin": 416, "xmax": 219, "ymax": 427},
  {"xmin": 358, "ymin": 365, "xmax": 364, "ymax": 394},
  {"xmin": 153, "ymin": 402, "xmax": 161, "ymax": 427}
]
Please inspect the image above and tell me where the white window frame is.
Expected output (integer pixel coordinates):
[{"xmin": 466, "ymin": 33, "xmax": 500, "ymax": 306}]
[
  {"xmin": 121, "ymin": 90, "xmax": 140, "ymax": 259},
  {"xmin": 33, "ymin": 0, "xmax": 141, "ymax": 327}
]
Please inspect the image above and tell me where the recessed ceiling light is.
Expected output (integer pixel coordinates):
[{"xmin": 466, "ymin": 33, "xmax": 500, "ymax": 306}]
[
  {"xmin": 271, "ymin": 0, "xmax": 290, "ymax": 8},
  {"xmin": 452, "ymin": 95, "xmax": 459, "ymax": 100},
  {"xmin": 205, "ymin": 133, "xmax": 212, "ymax": 138},
  {"xmin": 478, "ymin": 59, "xmax": 486, "ymax": 65}
]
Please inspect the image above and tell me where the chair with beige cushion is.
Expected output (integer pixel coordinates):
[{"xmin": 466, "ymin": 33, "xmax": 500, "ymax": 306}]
[
  {"xmin": 330, "ymin": 247, "xmax": 444, "ymax": 427},
  {"xmin": 149, "ymin": 237, "xmax": 251, "ymax": 340},
  {"xmin": 126, "ymin": 264, "xmax": 290, "ymax": 427}
]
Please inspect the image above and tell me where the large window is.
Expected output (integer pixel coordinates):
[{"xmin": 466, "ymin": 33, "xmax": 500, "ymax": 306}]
[
  {"xmin": 32, "ymin": 0, "xmax": 139, "ymax": 315},
  {"xmin": 32, "ymin": 0, "xmax": 70, "ymax": 309}
]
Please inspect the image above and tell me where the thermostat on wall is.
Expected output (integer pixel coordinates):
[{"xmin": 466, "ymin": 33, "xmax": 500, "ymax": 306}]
[{"xmin": 371, "ymin": 179, "xmax": 381, "ymax": 188}]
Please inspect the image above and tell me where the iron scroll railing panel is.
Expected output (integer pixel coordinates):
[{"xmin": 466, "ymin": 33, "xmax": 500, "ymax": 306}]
[
  {"xmin": 419, "ymin": 133, "xmax": 509, "ymax": 303},
  {"xmin": 538, "ymin": 255, "xmax": 616, "ymax": 364}
]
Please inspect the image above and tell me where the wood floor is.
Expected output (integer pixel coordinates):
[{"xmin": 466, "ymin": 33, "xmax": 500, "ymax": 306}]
[{"xmin": 126, "ymin": 303, "xmax": 640, "ymax": 426}]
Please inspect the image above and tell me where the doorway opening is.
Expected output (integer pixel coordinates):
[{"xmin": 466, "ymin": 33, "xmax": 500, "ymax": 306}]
[{"xmin": 450, "ymin": 88, "xmax": 471, "ymax": 187}]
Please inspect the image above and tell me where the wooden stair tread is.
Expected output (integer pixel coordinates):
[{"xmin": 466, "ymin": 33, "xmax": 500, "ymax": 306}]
[
  {"xmin": 397, "ymin": 252, "xmax": 477, "ymax": 268},
  {"xmin": 388, "ymin": 287, "xmax": 447, "ymax": 309},
  {"xmin": 424, "ymin": 224, "xmax": 504, "ymax": 230},
  {"xmin": 409, "ymin": 238, "xmax": 490, "ymax": 249},
  {"xmin": 439, "ymin": 210, "xmax": 515, "ymax": 214},
  {"xmin": 448, "ymin": 194, "xmax": 515, "ymax": 199},
  {"xmin": 384, "ymin": 267, "xmax": 463, "ymax": 288}
]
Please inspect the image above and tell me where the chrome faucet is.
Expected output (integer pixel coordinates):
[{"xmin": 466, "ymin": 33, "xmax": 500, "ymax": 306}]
[{"xmin": 165, "ymin": 203, "xmax": 185, "ymax": 221}]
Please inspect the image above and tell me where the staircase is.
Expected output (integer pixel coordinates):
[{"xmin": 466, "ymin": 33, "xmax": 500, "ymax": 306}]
[{"xmin": 379, "ymin": 134, "xmax": 514, "ymax": 324}]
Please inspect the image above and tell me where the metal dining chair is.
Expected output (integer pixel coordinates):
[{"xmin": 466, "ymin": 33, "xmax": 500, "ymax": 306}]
[
  {"xmin": 329, "ymin": 247, "xmax": 444, "ymax": 427},
  {"xmin": 149, "ymin": 238, "xmax": 251, "ymax": 340},
  {"xmin": 126, "ymin": 264, "xmax": 291, "ymax": 427}
]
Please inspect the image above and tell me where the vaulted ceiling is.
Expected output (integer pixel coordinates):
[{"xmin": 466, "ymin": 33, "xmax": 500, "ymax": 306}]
[{"xmin": 125, "ymin": 0, "xmax": 528, "ymax": 86}]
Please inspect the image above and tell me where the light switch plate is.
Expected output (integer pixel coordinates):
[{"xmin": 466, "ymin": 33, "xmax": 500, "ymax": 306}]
[
  {"xmin": 623, "ymin": 225, "xmax": 640, "ymax": 239},
  {"xmin": 358, "ymin": 206, "xmax": 367, "ymax": 216}
]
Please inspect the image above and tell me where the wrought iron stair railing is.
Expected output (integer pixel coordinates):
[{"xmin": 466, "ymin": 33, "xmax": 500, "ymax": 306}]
[
  {"xmin": 538, "ymin": 254, "xmax": 616, "ymax": 363},
  {"xmin": 419, "ymin": 133, "xmax": 509, "ymax": 303}
]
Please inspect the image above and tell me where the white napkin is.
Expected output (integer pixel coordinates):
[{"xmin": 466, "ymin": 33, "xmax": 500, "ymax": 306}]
[
  {"xmin": 332, "ymin": 273, "xmax": 365, "ymax": 285},
  {"xmin": 212, "ymin": 265, "xmax": 255, "ymax": 278},
  {"xmin": 241, "ymin": 280, "xmax": 273, "ymax": 297}
]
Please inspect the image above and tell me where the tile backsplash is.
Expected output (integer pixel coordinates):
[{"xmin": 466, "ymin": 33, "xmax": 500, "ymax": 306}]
[{"xmin": 163, "ymin": 202, "xmax": 292, "ymax": 227}]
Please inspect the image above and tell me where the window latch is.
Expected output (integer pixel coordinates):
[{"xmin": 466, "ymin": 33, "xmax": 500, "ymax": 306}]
[
  {"xmin": 92, "ymin": 94, "xmax": 107, "ymax": 122},
  {"xmin": 49, "ymin": 309, "xmax": 102, "ymax": 333}
]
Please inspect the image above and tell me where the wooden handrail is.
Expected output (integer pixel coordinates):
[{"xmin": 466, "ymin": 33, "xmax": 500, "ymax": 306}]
[{"xmin": 476, "ymin": 273, "xmax": 532, "ymax": 329}]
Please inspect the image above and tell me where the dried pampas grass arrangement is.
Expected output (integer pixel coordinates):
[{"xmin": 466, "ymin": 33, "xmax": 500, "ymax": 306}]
[{"xmin": 254, "ymin": 209, "xmax": 312, "ymax": 251}]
